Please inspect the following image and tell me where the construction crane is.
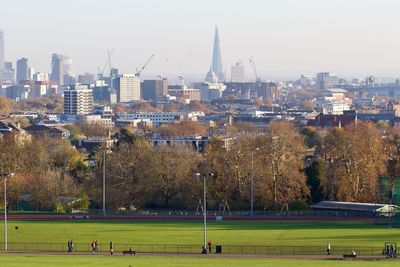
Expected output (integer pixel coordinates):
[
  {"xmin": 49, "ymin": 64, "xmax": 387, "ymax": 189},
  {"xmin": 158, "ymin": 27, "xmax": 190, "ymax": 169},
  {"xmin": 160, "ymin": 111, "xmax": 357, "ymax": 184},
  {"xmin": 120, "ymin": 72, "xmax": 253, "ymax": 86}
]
[
  {"xmin": 249, "ymin": 55, "xmax": 261, "ymax": 83},
  {"xmin": 135, "ymin": 54, "xmax": 155, "ymax": 77},
  {"xmin": 97, "ymin": 48, "xmax": 115, "ymax": 80},
  {"xmin": 249, "ymin": 55, "xmax": 262, "ymax": 99},
  {"xmin": 107, "ymin": 49, "xmax": 116, "ymax": 91}
]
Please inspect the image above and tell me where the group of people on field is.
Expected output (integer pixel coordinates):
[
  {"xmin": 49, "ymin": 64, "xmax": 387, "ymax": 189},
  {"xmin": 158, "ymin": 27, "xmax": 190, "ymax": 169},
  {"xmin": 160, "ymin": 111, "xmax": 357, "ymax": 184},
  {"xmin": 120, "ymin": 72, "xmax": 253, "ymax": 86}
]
[
  {"xmin": 201, "ymin": 241, "xmax": 213, "ymax": 254},
  {"xmin": 67, "ymin": 240, "xmax": 114, "ymax": 254},
  {"xmin": 91, "ymin": 240, "xmax": 99, "ymax": 253},
  {"xmin": 383, "ymin": 244, "xmax": 397, "ymax": 258}
]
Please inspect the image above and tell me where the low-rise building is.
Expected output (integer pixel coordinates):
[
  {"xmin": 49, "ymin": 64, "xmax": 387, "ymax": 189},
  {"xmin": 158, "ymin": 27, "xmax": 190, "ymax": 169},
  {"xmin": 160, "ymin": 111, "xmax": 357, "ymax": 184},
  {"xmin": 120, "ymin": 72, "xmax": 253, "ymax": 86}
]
[
  {"xmin": 25, "ymin": 124, "xmax": 71, "ymax": 139},
  {"xmin": 168, "ymin": 85, "xmax": 201, "ymax": 103},
  {"xmin": 116, "ymin": 112, "xmax": 182, "ymax": 126},
  {"xmin": 0, "ymin": 119, "xmax": 31, "ymax": 143}
]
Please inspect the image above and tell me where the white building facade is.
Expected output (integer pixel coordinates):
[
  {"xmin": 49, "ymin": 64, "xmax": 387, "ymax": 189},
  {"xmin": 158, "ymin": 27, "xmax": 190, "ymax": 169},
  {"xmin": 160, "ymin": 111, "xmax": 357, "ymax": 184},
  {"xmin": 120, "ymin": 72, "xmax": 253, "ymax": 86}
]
[
  {"xmin": 116, "ymin": 74, "xmax": 140, "ymax": 102},
  {"xmin": 64, "ymin": 84, "xmax": 94, "ymax": 115}
]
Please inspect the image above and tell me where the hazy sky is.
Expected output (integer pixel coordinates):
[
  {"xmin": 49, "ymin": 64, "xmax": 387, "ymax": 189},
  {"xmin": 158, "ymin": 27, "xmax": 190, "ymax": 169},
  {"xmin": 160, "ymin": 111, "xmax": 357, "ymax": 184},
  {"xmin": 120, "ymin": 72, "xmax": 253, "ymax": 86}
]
[{"xmin": 1, "ymin": 0, "xmax": 400, "ymax": 80}]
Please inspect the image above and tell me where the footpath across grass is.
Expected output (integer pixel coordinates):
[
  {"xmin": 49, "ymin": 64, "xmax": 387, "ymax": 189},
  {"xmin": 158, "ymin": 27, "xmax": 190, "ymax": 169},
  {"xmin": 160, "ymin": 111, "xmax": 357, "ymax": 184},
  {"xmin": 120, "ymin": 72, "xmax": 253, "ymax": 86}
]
[
  {"xmin": 1, "ymin": 220, "xmax": 398, "ymax": 248},
  {"xmin": 1, "ymin": 254, "xmax": 400, "ymax": 267}
]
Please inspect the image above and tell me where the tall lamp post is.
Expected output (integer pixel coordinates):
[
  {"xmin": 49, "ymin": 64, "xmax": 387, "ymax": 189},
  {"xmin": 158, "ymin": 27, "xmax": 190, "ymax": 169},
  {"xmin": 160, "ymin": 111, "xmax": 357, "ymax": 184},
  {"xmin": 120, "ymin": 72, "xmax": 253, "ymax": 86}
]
[
  {"xmin": 1, "ymin": 173, "xmax": 15, "ymax": 251},
  {"xmin": 195, "ymin": 172, "xmax": 214, "ymax": 253},
  {"xmin": 103, "ymin": 149, "xmax": 106, "ymax": 216},
  {"xmin": 249, "ymin": 148, "xmax": 259, "ymax": 217}
]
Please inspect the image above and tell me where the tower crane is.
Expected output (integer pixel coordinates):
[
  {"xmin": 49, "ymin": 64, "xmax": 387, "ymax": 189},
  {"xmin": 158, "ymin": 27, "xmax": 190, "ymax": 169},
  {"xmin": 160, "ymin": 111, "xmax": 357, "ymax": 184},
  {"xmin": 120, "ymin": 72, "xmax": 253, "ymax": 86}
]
[
  {"xmin": 135, "ymin": 54, "xmax": 155, "ymax": 77},
  {"xmin": 107, "ymin": 49, "xmax": 116, "ymax": 91},
  {"xmin": 249, "ymin": 55, "xmax": 262, "ymax": 99},
  {"xmin": 249, "ymin": 55, "xmax": 261, "ymax": 83},
  {"xmin": 97, "ymin": 48, "xmax": 115, "ymax": 80}
]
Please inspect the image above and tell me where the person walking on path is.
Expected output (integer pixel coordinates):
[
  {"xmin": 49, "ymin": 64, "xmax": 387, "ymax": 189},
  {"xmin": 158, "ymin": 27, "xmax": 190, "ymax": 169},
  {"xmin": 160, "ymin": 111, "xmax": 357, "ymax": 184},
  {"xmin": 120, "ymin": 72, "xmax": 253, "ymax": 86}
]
[
  {"xmin": 67, "ymin": 240, "xmax": 72, "ymax": 253},
  {"xmin": 327, "ymin": 241, "xmax": 331, "ymax": 255},
  {"xmin": 110, "ymin": 241, "xmax": 114, "ymax": 255},
  {"xmin": 91, "ymin": 241, "xmax": 96, "ymax": 253},
  {"xmin": 208, "ymin": 241, "xmax": 212, "ymax": 254},
  {"xmin": 95, "ymin": 240, "xmax": 99, "ymax": 253}
]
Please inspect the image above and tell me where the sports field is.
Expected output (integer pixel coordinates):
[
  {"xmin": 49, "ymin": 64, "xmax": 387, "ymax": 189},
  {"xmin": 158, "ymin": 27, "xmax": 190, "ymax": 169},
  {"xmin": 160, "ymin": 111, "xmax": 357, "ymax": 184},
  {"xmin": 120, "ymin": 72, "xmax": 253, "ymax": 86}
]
[
  {"xmin": 0, "ymin": 220, "xmax": 398, "ymax": 247},
  {"xmin": 1, "ymin": 254, "xmax": 400, "ymax": 267}
]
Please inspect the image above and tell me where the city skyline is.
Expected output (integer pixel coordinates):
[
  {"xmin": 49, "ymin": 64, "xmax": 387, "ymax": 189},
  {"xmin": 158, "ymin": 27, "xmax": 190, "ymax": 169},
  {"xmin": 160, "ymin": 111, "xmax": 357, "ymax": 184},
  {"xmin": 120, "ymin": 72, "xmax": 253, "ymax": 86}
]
[{"xmin": 1, "ymin": 0, "xmax": 400, "ymax": 80}]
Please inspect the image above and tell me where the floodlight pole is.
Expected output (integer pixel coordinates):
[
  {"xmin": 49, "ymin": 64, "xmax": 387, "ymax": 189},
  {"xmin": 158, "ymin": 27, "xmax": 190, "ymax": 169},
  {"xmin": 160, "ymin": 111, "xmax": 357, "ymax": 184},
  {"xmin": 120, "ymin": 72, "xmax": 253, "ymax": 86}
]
[
  {"xmin": 203, "ymin": 173, "xmax": 207, "ymax": 250},
  {"xmin": 4, "ymin": 176, "xmax": 7, "ymax": 251},
  {"xmin": 249, "ymin": 148, "xmax": 259, "ymax": 217},
  {"xmin": 103, "ymin": 150, "xmax": 106, "ymax": 216},
  {"xmin": 250, "ymin": 150, "xmax": 254, "ymax": 217},
  {"xmin": 1, "ymin": 173, "xmax": 14, "ymax": 251}
]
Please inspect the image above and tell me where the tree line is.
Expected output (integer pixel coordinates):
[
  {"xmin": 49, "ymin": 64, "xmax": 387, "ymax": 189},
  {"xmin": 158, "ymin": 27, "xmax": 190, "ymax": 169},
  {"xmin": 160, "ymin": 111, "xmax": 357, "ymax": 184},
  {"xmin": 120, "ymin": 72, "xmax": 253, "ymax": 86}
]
[{"xmin": 0, "ymin": 120, "xmax": 398, "ymax": 212}]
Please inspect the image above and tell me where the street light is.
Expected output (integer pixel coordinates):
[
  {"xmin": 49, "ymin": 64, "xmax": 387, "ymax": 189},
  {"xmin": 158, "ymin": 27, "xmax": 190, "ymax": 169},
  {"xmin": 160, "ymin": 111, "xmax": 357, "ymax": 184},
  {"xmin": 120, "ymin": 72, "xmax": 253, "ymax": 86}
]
[
  {"xmin": 1, "ymin": 172, "xmax": 15, "ymax": 251},
  {"xmin": 249, "ymin": 148, "xmax": 259, "ymax": 217},
  {"xmin": 103, "ymin": 149, "xmax": 106, "ymax": 216},
  {"xmin": 194, "ymin": 172, "xmax": 214, "ymax": 253}
]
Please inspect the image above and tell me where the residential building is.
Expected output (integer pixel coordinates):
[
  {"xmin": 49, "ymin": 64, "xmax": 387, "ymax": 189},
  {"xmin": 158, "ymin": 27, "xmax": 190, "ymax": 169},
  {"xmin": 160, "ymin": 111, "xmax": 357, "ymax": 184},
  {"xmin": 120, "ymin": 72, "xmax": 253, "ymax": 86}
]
[
  {"xmin": 0, "ymin": 119, "xmax": 31, "ymax": 144},
  {"xmin": 64, "ymin": 84, "xmax": 94, "ymax": 115},
  {"xmin": 25, "ymin": 124, "xmax": 71, "ymax": 139},
  {"xmin": 77, "ymin": 137, "xmax": 115, "ymax": 152},
  {"xmin": 116, "ymin": 74, "xmax": 140, "ymax": 102}
]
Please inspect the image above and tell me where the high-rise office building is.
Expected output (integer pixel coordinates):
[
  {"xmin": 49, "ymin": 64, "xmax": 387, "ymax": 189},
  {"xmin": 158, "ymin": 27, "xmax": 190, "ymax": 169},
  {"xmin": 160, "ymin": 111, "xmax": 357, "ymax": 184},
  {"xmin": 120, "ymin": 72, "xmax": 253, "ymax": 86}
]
[
  {"xmin": 16, "ymin": 58, "xmax": 29, "ymax": 84},
  {"xmin": 0, "ymin": 30, "xmax": 4, "ymax": 81},
  {"xmin": 50, "ymin": 54, "xmax": 64, "ymax": 85},
  {"xmin": 142, "ymin": 79, "xmax": 168, "ymax": 101},
  {"xmin": 64, "ymin": 84, "xmax": 93, "ymax": 115},
  {"xmin": 231, "ymin": 61, "xmax": 245, "ymax": 82},
  {"xmin": 2, "ymin": 62, "xmax": 15, "ymax": 84},
  {"xmin": 116, "ymin": 74, "xmax": 141, "ymax": 102},
  {"xmin": 28, "ymin": 67, "xmax": 35, "ymax": 79},
  {"xmin": 78, "ymin": 73, "xmax": 95, "ymax": 84},
  {"xmin": 206, "ymin": 27, "xmax": 224, "ymax": 82},
  {"xmin": 50, "ymin": 53, "xmax": 72, "ymax": 85}
]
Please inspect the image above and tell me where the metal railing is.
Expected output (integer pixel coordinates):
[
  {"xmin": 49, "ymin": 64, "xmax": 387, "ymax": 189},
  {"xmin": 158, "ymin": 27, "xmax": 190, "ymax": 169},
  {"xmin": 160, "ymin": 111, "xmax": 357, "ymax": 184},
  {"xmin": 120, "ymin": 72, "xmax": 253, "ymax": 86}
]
[
  {"xmin": 0, "ymin": 242, "xmax": 386, "ymax": 256},
  {"xmin": 5, "ymin": 209, "xmax": 376, "ymax": 218}
]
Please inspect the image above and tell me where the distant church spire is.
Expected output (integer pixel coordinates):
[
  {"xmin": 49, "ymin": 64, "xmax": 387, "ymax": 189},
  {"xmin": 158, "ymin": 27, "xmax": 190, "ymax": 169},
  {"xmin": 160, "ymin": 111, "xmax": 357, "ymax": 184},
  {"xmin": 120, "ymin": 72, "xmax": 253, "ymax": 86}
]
[{"xmin": 208, "ymin": 26, "xmax": 224, "ymax": 82}]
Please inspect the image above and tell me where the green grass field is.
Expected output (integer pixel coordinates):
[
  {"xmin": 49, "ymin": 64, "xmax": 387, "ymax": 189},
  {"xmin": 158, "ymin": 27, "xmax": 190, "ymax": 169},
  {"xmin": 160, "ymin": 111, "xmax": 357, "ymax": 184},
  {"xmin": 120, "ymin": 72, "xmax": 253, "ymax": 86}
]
[
  {"xmin": 1, "ymin": 254, "xmax": 400, "ymax": 267},
  {"xmin": 0, "ymin": 220, "xmax": 399, "ymax": 247}
]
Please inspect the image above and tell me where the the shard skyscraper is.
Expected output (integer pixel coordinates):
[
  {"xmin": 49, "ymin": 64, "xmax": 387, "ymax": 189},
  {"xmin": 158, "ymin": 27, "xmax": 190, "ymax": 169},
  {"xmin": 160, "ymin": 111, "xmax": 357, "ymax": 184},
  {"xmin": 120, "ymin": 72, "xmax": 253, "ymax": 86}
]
[{"xmin": 206, "ymin": 27, "xmax": 225, "ymax": 82}]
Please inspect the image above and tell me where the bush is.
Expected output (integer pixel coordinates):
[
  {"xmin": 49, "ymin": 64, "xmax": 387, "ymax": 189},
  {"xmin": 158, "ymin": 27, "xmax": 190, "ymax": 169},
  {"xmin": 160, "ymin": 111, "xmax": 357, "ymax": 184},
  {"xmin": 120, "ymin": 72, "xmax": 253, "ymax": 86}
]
[
  {"xmin": 55, "ymin": 200, "xmax": 66, "ymax": 213},
  {"xmin": 289, "ymin": 200, "xmax": 309, "ymax": 211}
]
